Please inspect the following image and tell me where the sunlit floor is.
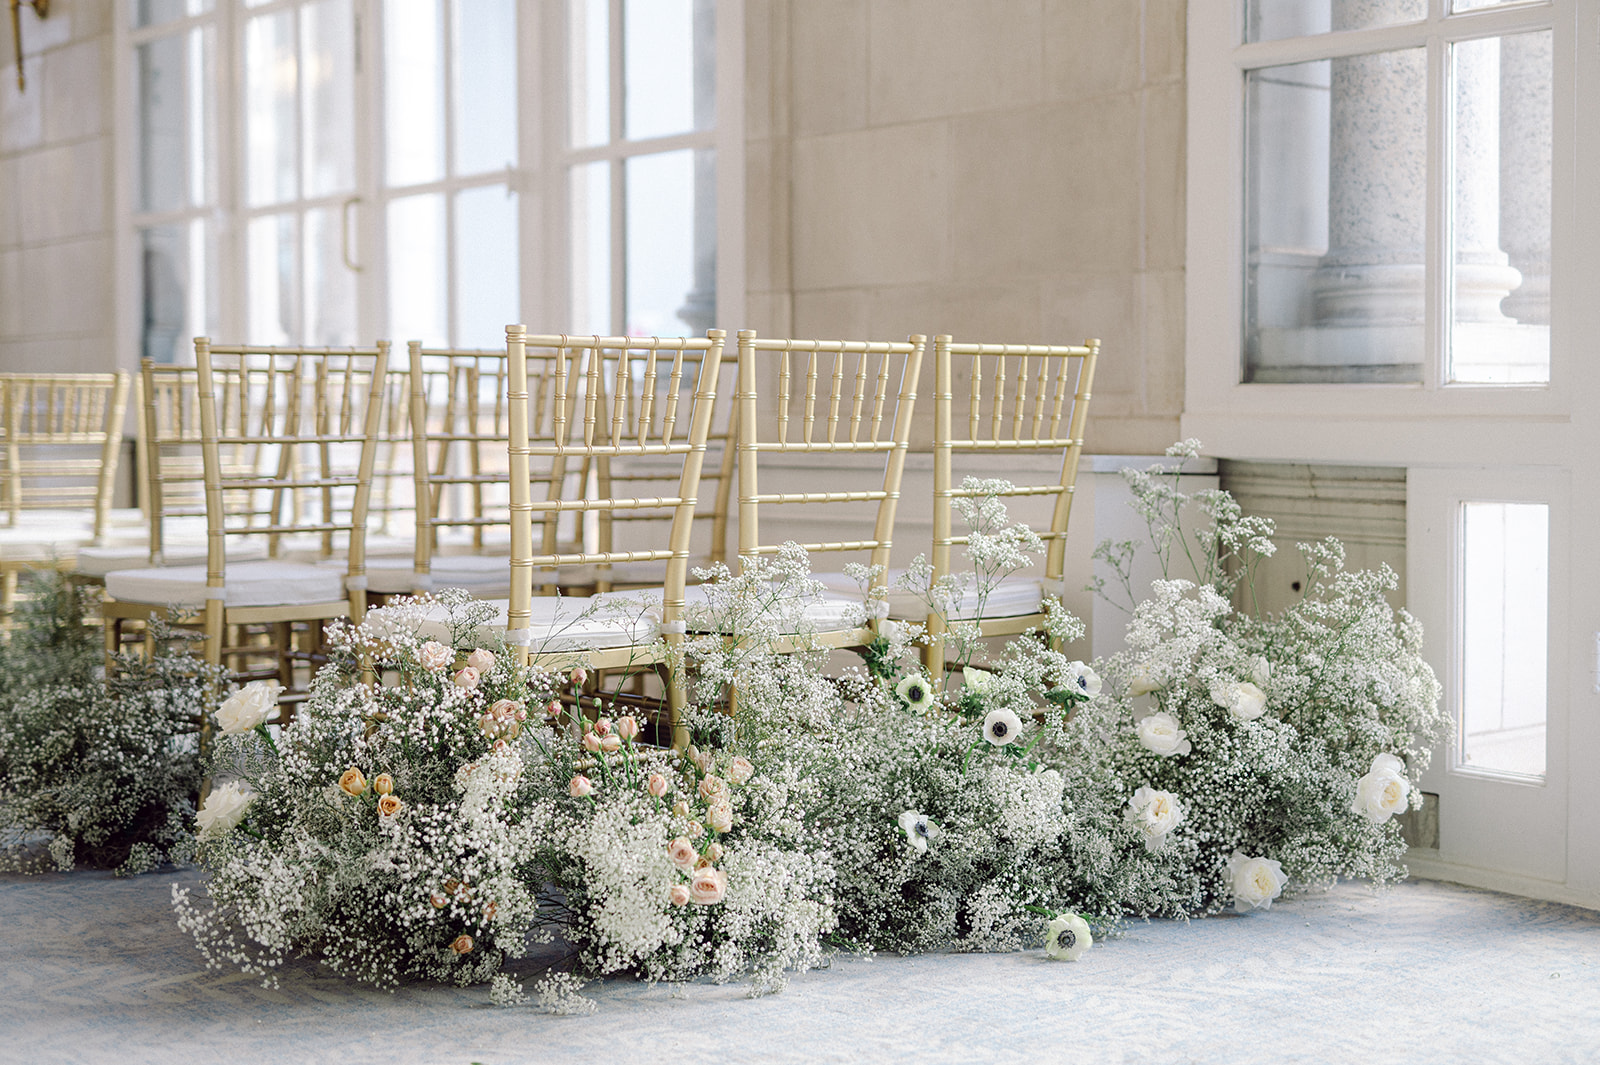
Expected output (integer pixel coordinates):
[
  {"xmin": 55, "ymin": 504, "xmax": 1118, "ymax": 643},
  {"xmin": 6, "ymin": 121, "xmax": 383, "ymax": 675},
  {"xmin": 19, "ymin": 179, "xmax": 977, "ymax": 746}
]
[{"xmin": 1, "ymin": 867, "xmax": 1597, "ymax": 1065}]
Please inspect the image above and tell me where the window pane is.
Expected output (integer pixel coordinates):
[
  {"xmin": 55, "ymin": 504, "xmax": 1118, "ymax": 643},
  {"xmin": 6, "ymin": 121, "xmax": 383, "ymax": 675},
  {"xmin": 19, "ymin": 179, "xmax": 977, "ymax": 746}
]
[
  {"xmin": 624, "ymin": 149, "xmax": 713, "ymax": 336},
  {"xmin": 569, "ymin": 0, "xmax": 609, "ymax": 147},
  {"xmin": 569, "ymin": 162, "xmax": 611, "ymax": 334},
  {"xmin": 385, "ymin": 0, "xmax": 445, "ymax": 187},
  {"xmin": 455, "ymin": 185, "xmax": 518, "ymax": 347},
  {"xmin": 1246, "ymin": 0, "xmax": 1423, "ymax": 43},
  {"xmin": 387, "ymin": 194, "xmax": 447, "ymax": 346},
  {"xmin": 304, "ymin": 206, "xmax": 357, "ymax": 346},
  {"xmin": 140, "ymin": 221, "xmax": 214, "ymax": 363},
  {"xmin": 302, "ymin": 0, "xmax": 356, "ymax": 199},
  {"xmin": 1244, "ymin": 49, "xmax": 1426, "ymax": 383},
  {"xmin": 1449, "ymin": 32, "xmax": 1551, "ymax": 384},
  {"xmin": 137, "ymin": 30, "xmax": 214, "ymax": 214},
  {"xmin": 245, "ymin": 11, "xmax": 298, "ymax": 207},
  {"xmin": 453, "ymin": 0, "xmax": 516, "ymax": 175},
  {"xmin": 248, "ymin": 213, "xmax": 300, "ymax": 345},
  {"xmin": 1460, "ymin": 502, "xmax": 1548, "ymax": 777},
  {"xmin": 624, "ymin": 0, "xmax": 713, "ymax": 140},
  {"xmin": 132, "ymin": 0, "xmax": 212, "ymax": 30}
]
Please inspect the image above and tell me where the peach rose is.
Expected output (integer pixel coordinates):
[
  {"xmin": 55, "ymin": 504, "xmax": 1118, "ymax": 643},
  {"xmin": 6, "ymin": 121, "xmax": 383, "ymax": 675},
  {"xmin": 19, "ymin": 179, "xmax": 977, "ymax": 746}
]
[
  {"xmin": 593, "ymin": 718, "xmax": 612, "ymax": 737},
  {"xmin": 581, "ymin": 731, "xmax": 602, "ymax": 754},
  {"xmin": 667, "ymin": 837, "xmax": 698, "ymax": 870},
  {"xmin": 569, "ymin": 775, "xmax": 594, "ymax": 798},
  {"xmin": 489, "ymin": 698, "xmax": 521, "ymax": 719},
  {"xmin": 670, "ymin": 883, "xmax": 692, "ymax": 907},
  {"xmin": 338, "ymin": 768, "xmax": 368, "ymax": 797},
  {"xmin": 482, "ymin": 901, "xmax": 498, "ymax": 920},
  {"xmin": 671, "ymin": 800, "xmax": 691, "ymax": 818},
  {"xmin": 599, "ymin": 734, "xmax": 622, "ymax": 754},
  {"xmin": 707, "ymin": 801, "xmax": 734, "ymax": 834},
  {"xmin": 729, "ymin": 757, "xmax": 754, "ymax": 785},
  {"xmin": 377, "ymin": 794, "xmax": 403, "ymax": 818},
  {"xmin": 699, "ymin": 775, "xmax": 728, "ymax": 801},
  {"xmin": 373, "ymin": 774, "xmax": 395, "ymax": 795},
  {"xmin": 430, "ymin": 892, "xmax": 449, "ymax": 909},
  {"xmin": 688, "ymin": 867, "xmax": 727, "ymax": 905},
  {"xmin": 546, "ymin": 699, "xmax": 563, "ymax": 718},
  {"xmin": 615, "ymin": 715, "xmax": 640, "ymax": 740},
  {"xmin": 646, "ymin": 773, "xmax": 670, "ymax": 798},
  {"xmin": 466, "ymin": 648, "xmax": 495, "ymax": 673},
  {"xmin": 688, "ymin": 821, "xmax": 704, "ymax": 839},
  {"xmin": 705, "ymin": 842, "xmax": 724, "ymax": 862},
  {"xmin": 419, "ymin": 641, "xmax": 453, "ymax": 671},
  {"xmin": 571, "ymin": 667, "xmax": 588, "ymax": 687},
  {"xmin": 450, "ymin": 934, "xmax": 473, "ymax": 955},
  {"xmin": 452, "ymin": 665, "xmax": 480, "ymax": 690}
]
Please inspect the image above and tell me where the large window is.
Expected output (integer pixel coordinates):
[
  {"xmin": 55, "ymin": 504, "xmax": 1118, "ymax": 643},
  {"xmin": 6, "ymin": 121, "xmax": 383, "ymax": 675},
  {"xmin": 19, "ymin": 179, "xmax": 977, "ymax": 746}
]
[{"xmin": 123, "ymin": 0, "xmax": 739, "ymax": 359}]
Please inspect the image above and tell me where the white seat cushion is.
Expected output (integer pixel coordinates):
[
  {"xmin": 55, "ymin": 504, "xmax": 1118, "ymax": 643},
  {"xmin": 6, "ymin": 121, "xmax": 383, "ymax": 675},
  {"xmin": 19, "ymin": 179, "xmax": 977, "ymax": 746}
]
[
  {"xmin": 326, "ymin": 554, "xmax": 514, "ymax": 597},
  {"xmin": 365, "ymin": 595, "xmax": 658, "ymax": 653},
  {"xmin": 74, "ymin": 539, "xmax": 269, "ymax": 578},
  {"xmin": 104, "ymin": 560, "xmax": 350, "ymax": 608},
  {"xmin": 812, "ymin": 569, "xmax": 1049, "ymax": 622}
]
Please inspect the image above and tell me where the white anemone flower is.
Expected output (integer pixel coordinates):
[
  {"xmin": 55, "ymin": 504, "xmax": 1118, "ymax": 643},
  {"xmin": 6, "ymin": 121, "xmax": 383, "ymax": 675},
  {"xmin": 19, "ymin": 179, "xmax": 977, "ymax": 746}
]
[
  {"xmin": 895, "ymin": 673, "xmax": 936, "ymax": 711},
  {"xmin": 982, "ymin": 707, "xmax": 1024, "ymax": 746},
  {"xmin": 1062, "ymin": 661, "xmax": 1102, "ymax": 698},
  {"xmin": 896, "ymin": 810, "xmax": 941, "ymax": 853},
  {"xmin": 1045, "ymin": 913, "xmax": 1093, "ymax": 960}
]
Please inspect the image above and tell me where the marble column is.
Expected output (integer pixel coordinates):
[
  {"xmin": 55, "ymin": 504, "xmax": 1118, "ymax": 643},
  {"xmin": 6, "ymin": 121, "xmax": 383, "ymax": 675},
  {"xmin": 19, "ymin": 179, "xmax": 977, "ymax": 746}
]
[
  {"xmin": 1498, "ymin": 31, "xmax": 1552, "ymax": 325},
  {"xmin": 1454, "ymin": 37, "xmax": 1521, "ymax": 324}
]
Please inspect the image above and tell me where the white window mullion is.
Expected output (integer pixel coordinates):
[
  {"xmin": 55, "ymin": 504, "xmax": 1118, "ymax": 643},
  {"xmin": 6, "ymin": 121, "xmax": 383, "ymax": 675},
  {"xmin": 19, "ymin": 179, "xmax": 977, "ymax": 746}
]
[{"xmin": 1425, "ymin": 27, "xmax": 1447, "ymax": 391}]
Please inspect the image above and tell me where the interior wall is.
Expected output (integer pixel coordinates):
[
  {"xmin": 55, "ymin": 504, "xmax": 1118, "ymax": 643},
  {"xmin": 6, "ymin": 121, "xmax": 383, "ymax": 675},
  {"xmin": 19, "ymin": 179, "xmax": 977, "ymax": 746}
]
[
  {"xmin": 743, "ymin": 0, "xmax": 1187, "ymax": 455},
  {"xmin": 0, "ymin": 1, "xmax": 115, "ymax": 374}
]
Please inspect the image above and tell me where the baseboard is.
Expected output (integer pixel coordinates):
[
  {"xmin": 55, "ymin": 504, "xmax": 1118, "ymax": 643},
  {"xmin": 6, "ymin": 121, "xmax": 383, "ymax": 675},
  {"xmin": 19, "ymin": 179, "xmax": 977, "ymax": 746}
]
[{"xmin": 1404, "ymin": 852, "xmax": 1600, "ymax": 912}]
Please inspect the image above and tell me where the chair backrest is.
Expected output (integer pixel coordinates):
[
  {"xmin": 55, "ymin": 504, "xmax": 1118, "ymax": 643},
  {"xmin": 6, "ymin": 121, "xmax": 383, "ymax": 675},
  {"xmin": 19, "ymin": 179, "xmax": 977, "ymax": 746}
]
[
  {"xmin": 193, "ymin": 340, "xmax": 390, "ymax": 601},
  {"xmin": 368, "ymin": 360, "xmax": 417, "ymax": 541},
  {"xmin": 407, "ymin": 343, "xmax": 586, "ymax": 588},
  {"xmin": 0, "ymin": 372, "xmax": 131, "ymax": 541},
  {"xmin": 735, "ymin": 330, "xmax": 926, "ymax": 587},
  {"xmin": 931, "ymin": 335, "xmax": 1100, "ymax": 588},
  {"xmin": 506, "ymin": 328, "xmax": 728, "ymax": 656}
]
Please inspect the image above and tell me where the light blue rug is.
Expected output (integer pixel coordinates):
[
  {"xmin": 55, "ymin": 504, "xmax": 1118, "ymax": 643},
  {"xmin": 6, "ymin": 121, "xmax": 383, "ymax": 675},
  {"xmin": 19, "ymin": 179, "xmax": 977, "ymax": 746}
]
[{"xmin": 0, "ymin": 869, "xmax": 1596, "ymax": 1064}]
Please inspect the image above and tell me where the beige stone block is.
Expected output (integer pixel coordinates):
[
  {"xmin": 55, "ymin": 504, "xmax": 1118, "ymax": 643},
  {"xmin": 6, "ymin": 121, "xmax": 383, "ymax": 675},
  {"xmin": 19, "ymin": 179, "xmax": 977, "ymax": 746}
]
[
  {"xmin": 16, "ymin": 138, "xmax": 107, "ymax": 243},
  {"xmin": 17, "ymin": 236, "xmax": 112, "ymax": 336},
  {"xmin": 744, "ymin": 137, "xmax": 791, "ymax": 295},
  {"xmin": 867, "ymin": 0, "xmax": 1044, "ymax": 124},
  {"xmin": 0, "ymin": 249, "xmax": 19, "ymax": 335},
  {"xmin": 1043, "ymin": 0, "xmax": 1141, "ymax": 101},
  {"xmin": 0, "ymin": 157, "xmax": 20, "ymax": 246},
  {"xmin": 792, "ymin": 287, "xmax": 872, "ymax": 340},
  {"xmin": 1040, "ymin": 272, "xmax": 1137, "ymax": 373},
  {"xmin": 1144, "ymin": 0, "xmax": 1186, "ymax": 85},
  {"xmin": 42, "ymin": 38, "xmax": 107, "ymax": 142},
  {"xmin": 1083, "ymin": 413, "xmax": 1181, "ymax": 455},
  {"xmin": 792, "ymin": 121, "xmax": 951, "ymax": 290},
  {"xmin": 0, "ymin": 335, "xmax": 114, "ymax": 373},
  {"xmin": 1140, "ymin": 269, "xmax": 1186, "ymax": 414},
  {"xmin": 863, "ymin": 281, "xmax": 1043, "ymax": 346},
  {"xmin": 1142, "ymin": 82, "xmax": 1186, "ymax": 271},
  {"xmin": 1, "ymin": 69, "xmax": 44, "ymax": 152},
  {"xmin": 950, "ymin": 100, "xmax": 1141, "ymax": 279},
  {"xmin": 741, "ymin": 290, "xmax": 793, "ymax": 336},
  {"xmin": 793, "ymin": 0, "xmax": 869, "ymax": 135},
  {"xmin": 745, "ymin": 0, "xmax": 783, "ymax": 141}
]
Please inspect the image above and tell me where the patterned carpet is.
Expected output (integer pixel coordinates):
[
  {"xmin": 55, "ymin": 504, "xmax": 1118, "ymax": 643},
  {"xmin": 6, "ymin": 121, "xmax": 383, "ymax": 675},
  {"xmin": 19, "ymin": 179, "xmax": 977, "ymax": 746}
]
[{"xmin": 0, "ymin": 869, "xmax": 1596, "ymax": 1065}]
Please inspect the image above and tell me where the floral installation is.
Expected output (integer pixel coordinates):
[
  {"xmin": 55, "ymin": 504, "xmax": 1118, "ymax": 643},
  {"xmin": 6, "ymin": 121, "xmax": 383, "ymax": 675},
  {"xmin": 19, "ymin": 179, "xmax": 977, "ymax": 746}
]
[{"xmin": 0, "ymin": 575, "xmax": 211, "ymax": 875}]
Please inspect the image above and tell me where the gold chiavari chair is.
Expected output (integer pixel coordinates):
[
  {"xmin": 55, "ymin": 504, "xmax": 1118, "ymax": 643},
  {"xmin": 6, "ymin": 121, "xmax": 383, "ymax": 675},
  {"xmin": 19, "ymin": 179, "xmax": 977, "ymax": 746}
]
[
  {"xmin": 505, "ymin": 328, "xmax": 729, "ymax": 748},
  {"xmin": 0, "ymin": 371, "xmax": 131, "ymax": 617},
  {"xmin": 101, "ymin": 341, "xmax": 389, "ymax": 721},
  {"xmin": 919, "ymin": 335, "xmax": 1099, "ymax": 679}
]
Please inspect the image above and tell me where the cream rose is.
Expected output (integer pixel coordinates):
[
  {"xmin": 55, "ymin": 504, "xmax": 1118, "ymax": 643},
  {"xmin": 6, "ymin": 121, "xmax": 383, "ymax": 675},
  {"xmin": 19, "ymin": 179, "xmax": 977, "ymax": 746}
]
[
  {"xmin": 373, "ymin": 773, "xmax": 395, "ymax": 795},
  {"xmin": 1125, "ymin": 785, "xmax": 1183, "ymax": 852},
  {"xmin": 671, "ymin": 800, "xmax": 691, "ymax": 819},
  {"xmin": 377, "ymin": 794, "xmax": 403, "ymax": 819},
  {"xmin": 215, "ymin": 681, "xmax": 282, "ymax": 736},
  {"xmin": 1227, "ymin": 850, "xmax": 1287, "ymax": 912},
  {"xmin": 1351, "ymin": 753, "xmax": 1411, "ymax": 823},
  {"xmin": 196, "ymin": 781, "xmax": 254, "ymax": 838},
  {"xmin": 667, "ymin": 837, "xmax": 698, "ymax": 870},
  {"xmin": 699, "ymin": 774, "xmax": 728, "ymax": 801},
  {"xmin": 466, "ymin": 648, "xmax": 495, "ymax": 674},
  {"xmin": 689, "ymin": 867, "xmax": 727, "ymax": 905},
  {"xmin": 1136, "ymin": 711, "xmax": 1192, "ymax": 757},
  {"xmin": 1211, "ymin": 678, "xmax": 1268, "ymax": 721},
  {"xmin": 419, "ymin": 641, "xmax": 453, "ymax": 671},
  {"xmin": 729, "ymin": 756, "xmax": 754, "ymax": 785},
  {"xmin": 450, "ymin": 934, "xmax": 474, "ymax": 955},
  {"xmin": 707, "ymin": 801, "xmax": 734, "ymax": 834},
  {"xmin": 598, "ymin": 734, "xmax": 622, "ymax": 754},
  {"xmin": 705, "ymin": 842, "xmax": 724, "ymax": 862}
]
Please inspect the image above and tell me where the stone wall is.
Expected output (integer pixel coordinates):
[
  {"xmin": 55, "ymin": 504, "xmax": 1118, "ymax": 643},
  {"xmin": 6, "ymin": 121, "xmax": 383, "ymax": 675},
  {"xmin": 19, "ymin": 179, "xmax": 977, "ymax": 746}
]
[
  {"xmin": 744, "ymin": 0, "xmax": 1187, "ymax": 454},
  {"xmin": 0, "ymin": 1, "xmax": 115, "ymax": 373}
]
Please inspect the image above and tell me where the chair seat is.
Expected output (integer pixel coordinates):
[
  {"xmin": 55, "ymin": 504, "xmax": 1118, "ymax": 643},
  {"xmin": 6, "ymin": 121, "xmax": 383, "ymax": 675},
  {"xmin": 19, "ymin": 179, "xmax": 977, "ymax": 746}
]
[
  {"xmin": 334, "ymin": 554, "xmax": 513, "ymax": 597},
  {"xmin": 74, "ymin": 539, "xmax": 270, "ymax": 578},
  {"xmin": 280, "ymin": 532, "xmax": 417, "ymax": 562},
  {"xmin": 812, "ymin": 570, "xmax": 1049, "ymax": 621},
  {"xmin": 104, "ymin": 560, "xmax": 350, "ymax": 608},
  {"xmin": 366, "ymin": 595, "xmax": 659, "ymax": 652},
  {"xmin": 594, "ymin": 583, "xmax": 867, "ymax": 635}
]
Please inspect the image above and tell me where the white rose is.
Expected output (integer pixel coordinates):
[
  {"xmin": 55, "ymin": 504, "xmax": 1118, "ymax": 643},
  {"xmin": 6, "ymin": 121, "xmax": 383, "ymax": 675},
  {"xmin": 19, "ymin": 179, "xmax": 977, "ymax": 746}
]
[
  {"xmin": 1127, "ymin": 664, "xmax": 1162, "ymax": 697},
  {"xmin": 1062, "ymin": 661, "xmax": 1102, "ymax": 698},
  {"xmin": 1351, "ymin": 752, "xmax": 1411, "ymax": 823},
  {"xmin": 1227, "ymin": 850, "xmax": 1287, "ymax": 912},
  {"xmin": 1125, "ymin": 785, "xmax": 1183, "ymax": 852},
  {"xmin": 1211, "ymin": 678, "xmax": 1268, "ymax": 721},
  {"xmin": 1135, "ymin": 711, "xmax": 1192, "ymax": 757},
  {"xmin": 215, "ymin": 681, "xmax": 282, "ymax": 736},
  {"xmin": 1044, "ymin": 913, "xmax": 1092, "ymax": 961},
  {"xmin": 1247, "ymin": 655, "xmax": 1272, "ymax": 689},
  {"xmin": 196, "ymin": 781, "xmax": 254, "ymax": 838}
]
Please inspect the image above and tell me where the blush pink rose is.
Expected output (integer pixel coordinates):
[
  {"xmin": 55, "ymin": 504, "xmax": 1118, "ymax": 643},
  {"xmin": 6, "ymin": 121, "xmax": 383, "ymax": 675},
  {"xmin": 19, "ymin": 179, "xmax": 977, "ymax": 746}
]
[
  {"xmin": 568, "ymin": 775, "xmax": 594, "ymax": 798},
  {"xmin": 670, "ymin": 884, "xmax": 692, "ymax": 907},
  {"xmin": 667, "ymin": 837, "xmax": 697, "ymax": 870},
  {"xmin": 646, "ymin": 773, "xmax": 670, "ymax": 798},
  {"xmin": 452, "ymin": 666, "xmax": 480, "ymax": 690},
  {"xmin": 729, "ymin": 757, "xmax": 754, "ymax": 785},
  {"xmin": 689, "ymin": 867, "xmax": 727, "ymax": 905},
  {"xmin": 615, "ymin": 715, "xmax": 640, "ymax": 740},
  {"xmin": 581, "ymin": 731, "xmax": 602, "ymax": 753},
  {"xmin": 466, "ymin": 648, "xmax": 495, "ymax": 674},
  {"xmin": 419, "ymin": 641, "xmax": 453, "ymax": 671},
  {"xmin": 599, "ymin": 734, "xmax": 622, "ymax": 754},
  {"xmin": 707, "ymin": 801, "xmax": 734, "ymax": 834}
]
